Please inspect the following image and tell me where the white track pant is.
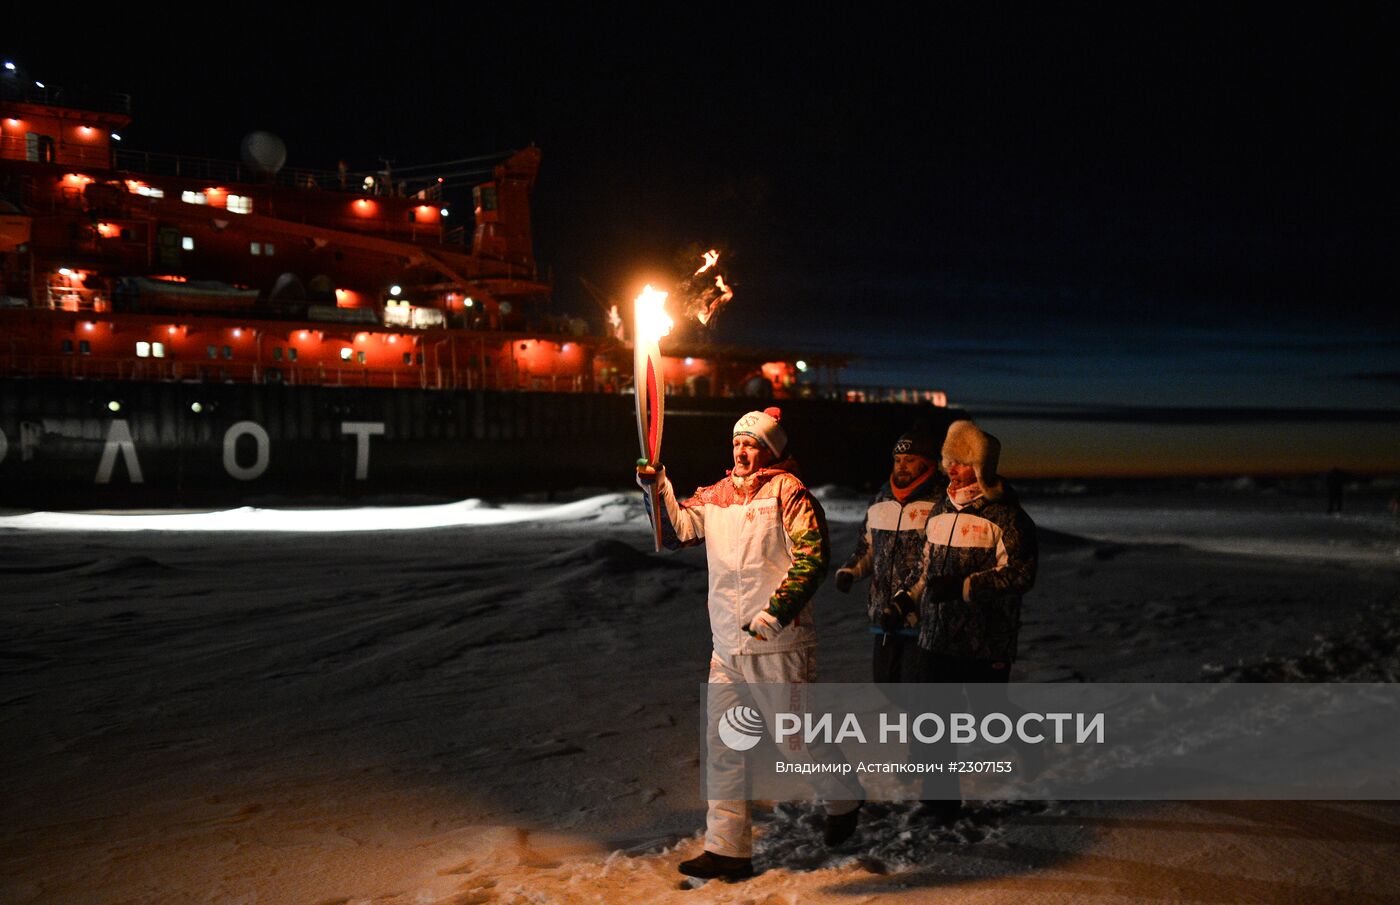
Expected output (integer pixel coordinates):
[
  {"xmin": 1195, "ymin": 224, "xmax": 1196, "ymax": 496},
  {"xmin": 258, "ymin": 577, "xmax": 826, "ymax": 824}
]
[{"xmin": 704, "ymin": 646, "xmax": 862, "ymax": 858}]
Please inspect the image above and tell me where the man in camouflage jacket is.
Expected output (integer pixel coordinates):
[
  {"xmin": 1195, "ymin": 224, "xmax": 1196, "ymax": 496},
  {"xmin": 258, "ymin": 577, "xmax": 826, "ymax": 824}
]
[
  {"xmin": 902, "ymin": 419, "xmax": 1038, "ymax": 821},
  {"xmin": 835, "ymin": 425, "xmax": 947, "ymax": 682},
  {"xmin": 906, "ymin": 420, "xmax": 1038, "ymax": 670}
]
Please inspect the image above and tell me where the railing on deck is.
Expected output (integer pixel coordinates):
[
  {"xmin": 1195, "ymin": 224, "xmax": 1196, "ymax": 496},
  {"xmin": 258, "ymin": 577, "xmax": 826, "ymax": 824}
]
[
  {"xmin": 0, "ymin": 353, "xmax": 944, "ymax": 404},
  {"xmin": 0, "ymin": 354, "xmax": 595, "ymax": 393},
  {"xmin": 44, "ymin": 285, "xmax": 107, "ymax": 312},
  {"xmin": 0, "ymin": 80, "xmax": 131, "ymax": 115},
  {"xmin": 112, "ymin": 150, "xmax": 467, "ymax": 203},
  {"xmin": 833, "ymin": 386, "xmax": 950, "ymax": 406},
  {"xmin": 112, "ymin": 150, "xmax": 352, "ymax": 192}
]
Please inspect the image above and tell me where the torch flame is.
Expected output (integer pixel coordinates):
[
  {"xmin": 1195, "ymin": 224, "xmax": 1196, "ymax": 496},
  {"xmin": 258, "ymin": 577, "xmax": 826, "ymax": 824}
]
[
  {"xmin": 696, "ymin": 274, "xmax": 734, "ymax": 326},
  {"xmin": 695, "ymin": 249, "xmax": 720, "ymax": 275},
  {"xmin": 634, "ymin": 285, "xmax": 674, "ymax": 345}
]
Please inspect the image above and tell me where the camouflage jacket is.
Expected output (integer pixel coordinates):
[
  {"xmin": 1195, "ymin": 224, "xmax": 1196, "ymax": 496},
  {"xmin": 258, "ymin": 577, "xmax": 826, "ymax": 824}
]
[
  {"xmin": 840, "ymin": 472, "xmax": 946, "ymax": 633},
  {"xmin": 909, "ymin": 486, "xmax": 1037, "ymax": 662}
]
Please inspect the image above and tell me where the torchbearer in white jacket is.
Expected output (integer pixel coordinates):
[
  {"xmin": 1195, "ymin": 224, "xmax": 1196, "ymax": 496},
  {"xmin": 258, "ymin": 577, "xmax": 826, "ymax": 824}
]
[{"xmin": 637, "ymin": 406, "xmax": 863, "ymax": 881}]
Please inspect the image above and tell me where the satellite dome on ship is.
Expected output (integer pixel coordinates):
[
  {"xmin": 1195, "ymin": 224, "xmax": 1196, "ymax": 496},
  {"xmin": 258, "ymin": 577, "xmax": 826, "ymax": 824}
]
[{"xmin": 240, "ymin": 131, "xmax": 287, "ymax": 176}]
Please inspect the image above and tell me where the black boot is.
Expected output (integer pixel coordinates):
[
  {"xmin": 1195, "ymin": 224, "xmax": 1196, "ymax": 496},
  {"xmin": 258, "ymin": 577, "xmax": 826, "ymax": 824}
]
[
  {"xmin": 823, "ymin": 801, "xmax": 863, "ymax": 846},
  {"xmin": 911, "ymin": 799, "xmax": 962, "ymax": 826},
  {"xmin": 678, "ymin": 850, "xmax": 754, "ymax": 881}
]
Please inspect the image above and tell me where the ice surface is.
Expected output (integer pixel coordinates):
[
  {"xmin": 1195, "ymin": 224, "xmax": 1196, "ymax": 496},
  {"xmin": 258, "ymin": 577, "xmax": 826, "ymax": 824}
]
[
  {"xmin": 1030, "ymin": 499, "xmax": 1400, "ymax": 566},
  {"xmin": 2, "ymin": 486, "xmax": 1398, "ymax": 903},
  {"xmin": 0, "ymin": 492, "xmax": 644, "ymax": 533}
]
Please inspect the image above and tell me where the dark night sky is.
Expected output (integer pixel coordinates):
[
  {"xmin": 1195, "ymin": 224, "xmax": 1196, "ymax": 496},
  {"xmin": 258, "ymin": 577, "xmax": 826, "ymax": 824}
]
[{"xmin": 9, "ymin": 8, "xmax": 1398, "ymax": 475}]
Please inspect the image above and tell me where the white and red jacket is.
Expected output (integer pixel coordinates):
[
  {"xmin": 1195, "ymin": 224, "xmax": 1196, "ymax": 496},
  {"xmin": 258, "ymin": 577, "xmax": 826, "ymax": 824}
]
[{"xmin": 643, "ymin": 459, "xmax": 829, "ymax": 656}]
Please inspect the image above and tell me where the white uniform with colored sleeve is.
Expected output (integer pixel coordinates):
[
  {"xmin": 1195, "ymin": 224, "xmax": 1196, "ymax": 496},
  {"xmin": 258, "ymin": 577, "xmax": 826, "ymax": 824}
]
[{"xmin": 642, "ymin": 460, "xmax": 860, "ymax": 857}]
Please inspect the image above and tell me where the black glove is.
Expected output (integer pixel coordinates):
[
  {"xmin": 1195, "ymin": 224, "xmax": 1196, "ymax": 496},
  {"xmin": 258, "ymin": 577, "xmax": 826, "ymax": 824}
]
[
  {"xmin": 881, "ymin": 588, "xmax": 917, "ymax": 633},
  {"xmin": 924, "ymin": 574, "xmax": 965, "ymax": 604},
  {"xmin": 834, "ymin": 569, "xmax": 855, "ymax": 593}
]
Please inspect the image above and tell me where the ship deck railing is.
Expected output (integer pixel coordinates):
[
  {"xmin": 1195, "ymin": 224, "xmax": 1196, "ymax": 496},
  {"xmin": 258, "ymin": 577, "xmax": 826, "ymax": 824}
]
[
  {"xmin": 43, "ymin": 286, "xmax": 105, "ymax": 312},
  {"xmin": 1, "ymin": 354, "xmax": 947, "ymax": 405},
  {"xmin": 0, "ymin": 354, "xmax": 596, "ymax": 393},
  {"xmin": 112, "ymin": 149, "xmax": 449, "ymax": 201},
  {"xmin": 829, "ymin": 386, "xmax": 951, "ymax": 405},
  {"xmin": 0, "ymin": 81, "xmax": 132, "ymax": 116}
]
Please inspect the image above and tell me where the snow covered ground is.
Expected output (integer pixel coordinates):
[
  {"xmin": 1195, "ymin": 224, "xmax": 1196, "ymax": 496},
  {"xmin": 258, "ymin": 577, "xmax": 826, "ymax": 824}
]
[{"xmin": 2, "ymin": 486, "xmax": 1398, "ymax": 904}]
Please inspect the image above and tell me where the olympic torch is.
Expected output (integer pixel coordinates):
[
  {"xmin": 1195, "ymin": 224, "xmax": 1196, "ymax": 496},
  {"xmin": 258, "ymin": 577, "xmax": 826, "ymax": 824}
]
[{"xmin": 633, "ymin": 285, "xmax": 673, "ymax": 551}]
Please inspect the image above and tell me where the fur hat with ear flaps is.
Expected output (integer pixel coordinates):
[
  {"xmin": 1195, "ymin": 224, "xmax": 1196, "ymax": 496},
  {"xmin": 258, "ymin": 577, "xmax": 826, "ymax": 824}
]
[{"xmin": 942, "ymin": 420, "xmax": 1005, "ymax": 500}]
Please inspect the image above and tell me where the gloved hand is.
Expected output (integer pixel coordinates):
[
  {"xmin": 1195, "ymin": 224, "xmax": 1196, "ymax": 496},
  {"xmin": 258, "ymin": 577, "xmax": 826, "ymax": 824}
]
[
  {"xmin": 881, "ymin": 588, "xmax": 917, "ymax": 633},
  {"xmin": 636, "ymin": 459, "xmax": 664, "ymax": 487},
  {"xmin": 834, "ymin": 568, "xmax": 855, "ymax": 593},
  {"xmin": 924, "ymin": 574, "xmax": 965, "ymax": 603},
  {"xmin": 745, "ymin": 609, "xmax": 785, "ymax": 642}
]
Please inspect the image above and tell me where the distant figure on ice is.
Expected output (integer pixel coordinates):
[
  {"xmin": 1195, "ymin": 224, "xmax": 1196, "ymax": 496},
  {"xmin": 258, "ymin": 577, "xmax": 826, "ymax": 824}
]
[
  {"xmin": 1326, "ymin": 467, "xmax": 1347, "ymax": 513},
  {"xmin": 903, "ymin": 420, "xmax": 1039, "ymax": 824},
  {"xmin": 637, "ymin": 407, "xmax": 863, "ymax": 881},
  {"xmin": 834, "ymin": 423, "xmax": 947, "ymax": 682}
]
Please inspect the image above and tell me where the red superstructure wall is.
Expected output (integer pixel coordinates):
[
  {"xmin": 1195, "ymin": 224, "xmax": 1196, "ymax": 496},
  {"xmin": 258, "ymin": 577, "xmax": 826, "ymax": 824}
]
[{"xmin": 0, "ymin": 101, "xmax": 127, "ymax": 167}]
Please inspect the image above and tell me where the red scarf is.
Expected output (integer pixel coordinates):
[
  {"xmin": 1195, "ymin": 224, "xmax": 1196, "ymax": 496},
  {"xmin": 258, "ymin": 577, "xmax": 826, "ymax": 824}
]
[{"xmin": 890, "ymin": 462, "xmax": 936, "ymax": 503}]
